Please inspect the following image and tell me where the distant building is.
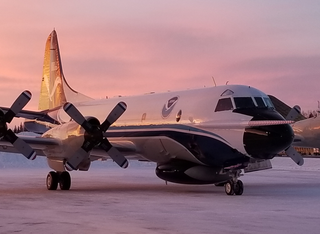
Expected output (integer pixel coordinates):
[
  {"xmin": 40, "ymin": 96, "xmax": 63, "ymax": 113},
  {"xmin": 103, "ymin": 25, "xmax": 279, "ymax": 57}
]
[{"xmin": 279, "ymin": 147, "xmax": 320, "ymax": 157}]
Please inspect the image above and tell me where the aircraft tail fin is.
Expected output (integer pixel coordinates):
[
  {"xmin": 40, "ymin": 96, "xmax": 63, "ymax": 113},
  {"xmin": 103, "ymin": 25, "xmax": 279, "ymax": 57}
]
[{"xmin": 38, "ymin": 30, "xmax": 93, "ymax": 110}]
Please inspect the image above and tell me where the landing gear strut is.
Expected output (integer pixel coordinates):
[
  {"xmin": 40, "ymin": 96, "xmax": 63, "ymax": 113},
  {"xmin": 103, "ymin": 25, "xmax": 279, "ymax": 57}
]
[
  {"xmin": 224, "ymin": 170, "xmax": 244, "ymax": 195},
  {"xmin": 46, "ymin": 171, "xmax": 71, "ymax": 190}
]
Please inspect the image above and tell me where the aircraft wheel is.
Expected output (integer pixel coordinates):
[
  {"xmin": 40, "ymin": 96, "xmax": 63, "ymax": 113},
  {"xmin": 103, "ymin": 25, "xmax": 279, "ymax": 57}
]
[
  {"xmin": 224, "ymin": 180, "xmax": 235, "ymax": 195},
  {"xmin": 46, "ymin": 171, "xmax": 58, "ymax": 190},
  {"xmin": 234, "ymin": 180, "xmax": 244, "ymax": 195},
  {"xmin": 59, "ymin": 171, "xmax": 71, "ymax": 190}
]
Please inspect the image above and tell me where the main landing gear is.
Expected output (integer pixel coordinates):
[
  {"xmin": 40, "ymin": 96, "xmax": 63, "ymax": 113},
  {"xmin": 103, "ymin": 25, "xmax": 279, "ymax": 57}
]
[
  {"xmin": 46, "ymin": 171, "xmax": 71, "ymax": 190},
  {"xmin": 223, "ymin": 170, "xmax": 244, "ymax": 196},
  {"xmin": 224, "ymin": 180, "xmax": 244, "ymax": 195}
]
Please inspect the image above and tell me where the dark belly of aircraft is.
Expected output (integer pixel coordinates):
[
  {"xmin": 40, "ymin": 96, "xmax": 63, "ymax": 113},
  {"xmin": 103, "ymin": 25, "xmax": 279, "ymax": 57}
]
[{"xmin": 106, "ymin": 125, "xmax": 249, "ymax": 168}]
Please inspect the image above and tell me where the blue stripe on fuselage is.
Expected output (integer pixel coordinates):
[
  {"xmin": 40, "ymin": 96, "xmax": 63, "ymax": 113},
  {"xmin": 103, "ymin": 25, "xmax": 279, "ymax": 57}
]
[{"xmin": 107, "ymin": 124, "xmax": 248, "ymax": 167}]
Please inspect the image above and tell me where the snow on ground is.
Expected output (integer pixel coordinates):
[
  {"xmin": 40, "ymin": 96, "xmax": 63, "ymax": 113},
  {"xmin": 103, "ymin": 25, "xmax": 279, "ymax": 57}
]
[{"xmin": 0, "ymin": 157, "xmax": 319, "ymax": 234}]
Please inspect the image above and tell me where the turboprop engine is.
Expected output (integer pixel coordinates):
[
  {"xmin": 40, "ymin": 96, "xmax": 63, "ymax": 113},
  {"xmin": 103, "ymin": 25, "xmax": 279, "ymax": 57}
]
[{"xmin": 42, "ymin": 116, "xmax": 101, "ymax": 159}]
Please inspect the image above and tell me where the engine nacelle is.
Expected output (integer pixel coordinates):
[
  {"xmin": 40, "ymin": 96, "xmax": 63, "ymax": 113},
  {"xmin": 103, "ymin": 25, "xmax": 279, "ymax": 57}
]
[
  {"xmin": 156, "ymin": 160, "xmax": 230, "ymax": 185},
  {"xmin": 41, "ymin": 116, "xmax": 100, "ymax": 159}
]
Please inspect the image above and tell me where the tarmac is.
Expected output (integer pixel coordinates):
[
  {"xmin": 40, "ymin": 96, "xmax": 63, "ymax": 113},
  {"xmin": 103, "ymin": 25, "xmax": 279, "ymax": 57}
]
[{"xmin": 0, "ymin": 157, "xmax": 319, "ymax": 234}]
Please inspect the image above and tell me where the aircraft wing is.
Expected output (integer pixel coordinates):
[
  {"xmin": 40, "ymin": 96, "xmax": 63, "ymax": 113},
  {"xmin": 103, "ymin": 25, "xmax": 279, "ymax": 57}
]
[
  {"xmin": 90, "ymin": 141, "xmax": 141, "ymax": 161},
  {"xmin": 0, "ymin": 106, "xmax": 56, "ymax": 123},
  {"xmin": 0, "ymin": 134, "xmax": 140, "ymax": 160},
  {"xmin": 0, "ymin": 135, "xmax": 60, "ymax": 156}
]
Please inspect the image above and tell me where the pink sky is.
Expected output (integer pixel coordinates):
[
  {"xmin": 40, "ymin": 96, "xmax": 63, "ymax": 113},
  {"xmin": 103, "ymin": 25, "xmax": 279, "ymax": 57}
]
[{"xmin": 1, "ymin": 1, "xmax": 320, "ymax": 114}]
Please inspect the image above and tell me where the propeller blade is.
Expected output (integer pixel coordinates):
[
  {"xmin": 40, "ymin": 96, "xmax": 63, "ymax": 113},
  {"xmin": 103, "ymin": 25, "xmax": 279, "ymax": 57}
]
[
  {"xmin": 285, "ymin": 146, "xmax": 304, "ymax": 166},
  {"xmin": 285, "ymin": 105, "xmax": 301, "ymax": 121},
  {"xmin": 4, "ymin": 90, "xmax": 32, "ymax": 123},
  {"xmin": 65, "ymin": 147, "xmax": 90, "ymax": 171},
  {"xmin": 100, "ymin": 139, "xmax": 128, "ymax": 168},
  {"xmin": 63, "ymin": 102, "xmax": 92, "ymax": 131},
  {"xmin": 5, "ymin": 129, "xmax": 36, "ymax": 160},
  {"xmin": 64, "ymin": 102, "xmax": 128, "ymax": 170},
  {"xmin": 100, "ymin": 102, "xmax": 127, "ymax": 131}
]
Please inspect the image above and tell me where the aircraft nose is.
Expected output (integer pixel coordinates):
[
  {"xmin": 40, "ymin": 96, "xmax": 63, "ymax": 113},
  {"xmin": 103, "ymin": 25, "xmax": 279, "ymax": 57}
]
[{"xmin": 243, "ymin": 121, "xmax": 294, "ymax": 159}]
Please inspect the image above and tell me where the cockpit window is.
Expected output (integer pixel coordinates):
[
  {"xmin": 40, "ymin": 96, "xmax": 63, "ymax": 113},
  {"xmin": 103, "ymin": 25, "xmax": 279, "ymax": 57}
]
[
  {"xmin": 254, "ymin": 97, "xmax": 267, "ymax": 108},
  {"xmin": 215, "ymin": 98, "xmax": 233, "ymax": 112},
  {"xmin": 234, "ymin": 97, "xmax": 255, "ymax": 109},
  {"xmin": 263, "ymin": 97, "xmax": 274, "ymax": 109}
]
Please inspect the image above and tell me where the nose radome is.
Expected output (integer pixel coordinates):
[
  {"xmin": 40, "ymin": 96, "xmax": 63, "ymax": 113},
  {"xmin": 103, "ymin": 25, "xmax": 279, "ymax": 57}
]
[
  {"xmin": 233, "ymin": 108, "xmax": 295, "ymax": 160},
  {"xmin": 243, "ymin": 123, "xmax": 294, "ymax": 159}
]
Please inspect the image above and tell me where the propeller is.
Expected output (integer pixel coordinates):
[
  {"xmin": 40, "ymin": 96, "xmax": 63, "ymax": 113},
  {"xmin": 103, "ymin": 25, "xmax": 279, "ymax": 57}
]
[
  {"xmin": 63, "ymin": 102, "xmax": 129, "ymax": 171},
  {"xmin": 0, "ymin": 90, "xmax": 36, "ymax": 160},
  {"xmin": 285, "ymin": 105, "xmax": 304, "ymax": 166},
  {"xmin": 285, "ymin": 146, "xmax": 304, "ymax": 166}
]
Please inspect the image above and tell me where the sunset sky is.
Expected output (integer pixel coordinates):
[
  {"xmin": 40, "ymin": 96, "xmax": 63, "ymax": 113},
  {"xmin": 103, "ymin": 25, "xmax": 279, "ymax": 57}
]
[{"xmin": 1, "ymin": 1, "xmax": 320, "ymax": 115}]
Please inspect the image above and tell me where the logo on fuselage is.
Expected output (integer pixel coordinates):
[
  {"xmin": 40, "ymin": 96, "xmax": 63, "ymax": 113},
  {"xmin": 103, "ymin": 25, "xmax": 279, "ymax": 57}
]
[{"xmin": 162, "ymin": 96, "xmax": 179, "ymax": 118}]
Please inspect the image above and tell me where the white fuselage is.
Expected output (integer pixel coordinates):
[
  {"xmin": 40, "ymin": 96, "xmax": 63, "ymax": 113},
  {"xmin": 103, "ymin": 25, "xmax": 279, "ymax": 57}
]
[{"xmin": 43, "ymin": 85, "xmax": 277, "ymax": 165}]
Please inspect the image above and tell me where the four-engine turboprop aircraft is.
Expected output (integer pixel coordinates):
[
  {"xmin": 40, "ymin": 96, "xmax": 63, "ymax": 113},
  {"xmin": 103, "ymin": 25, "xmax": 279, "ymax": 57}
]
[{"xmin": 0, "ymin": 30, "xmax": 303, "ymax": 195}]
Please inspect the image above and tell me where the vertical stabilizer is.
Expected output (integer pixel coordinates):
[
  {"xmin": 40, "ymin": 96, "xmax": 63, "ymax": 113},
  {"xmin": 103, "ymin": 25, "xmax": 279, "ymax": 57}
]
[{"xmin": 39, "ymin": 30, "xmax": 93, "ymax": 110}]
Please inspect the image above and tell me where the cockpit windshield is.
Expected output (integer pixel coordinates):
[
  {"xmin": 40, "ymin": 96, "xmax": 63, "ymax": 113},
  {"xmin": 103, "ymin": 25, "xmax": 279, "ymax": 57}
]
[
  {"xmin": 215, "ymin": 97, "xmax": 233, "ymax": 112},
  {"xmin": 263, "ymin": 97, "xmax": 274, "ymax": 109},
  {"xmin": 234, "ymin": 97, "xmax": 255, "ymax": 109},
  {"xmin": 214, "ymin": 96, "xmax": 274, "ymax": 112},
  {"xmin": 254, "ymin": 97, "xmax": 266, "ymax": 108}
]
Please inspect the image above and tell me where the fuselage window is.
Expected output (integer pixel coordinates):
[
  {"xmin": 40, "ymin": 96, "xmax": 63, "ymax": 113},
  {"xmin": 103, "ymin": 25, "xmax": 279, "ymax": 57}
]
[
  {"xmin": 254, "ymin": 97, "xmax": 267, "ymax": 108},
  {"xmin": 141, "ymin": 113, "xmax": 146, "ymax": 122},
  {"xmin": 176, "ymin": 110, "xmax": 182, "ymax": 122},
  {"xmin": 234, "ymin": 97, "xmax": 255, "ymax": 109},
  {"xmin": 215, "ymin": 98, "xmax": 233, "ymax": 112}
]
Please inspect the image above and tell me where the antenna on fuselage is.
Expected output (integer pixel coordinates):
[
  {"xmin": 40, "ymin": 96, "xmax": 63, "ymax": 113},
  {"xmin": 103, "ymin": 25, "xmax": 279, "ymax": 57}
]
[
  {"xmin": 226, "ymin": 81, "xmax": 229, "ymax": 85},
  {"xmin": 212, "ymin": 76, "xmax": 217, "ymax": 87}
]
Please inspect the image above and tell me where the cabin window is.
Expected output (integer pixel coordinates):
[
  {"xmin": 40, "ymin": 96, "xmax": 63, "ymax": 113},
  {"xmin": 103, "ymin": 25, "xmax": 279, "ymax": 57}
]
[
  {"xmin": 215, "ymin": 98, "xmax": 233, "ymax": 112},
  {"xmin": 254, "ymin": 97, "xmax": 267, "ymax": 108},
  {"xmin": 176, "ymin": 110, "xmax": 182, "ymax": 122},
  {"xmin": 141, "ymin": 113, "xmax": 147, "ymax": 122},
  {"xmin": 234, "ymin": 97, "xmax": 255, "ymax": 109}
]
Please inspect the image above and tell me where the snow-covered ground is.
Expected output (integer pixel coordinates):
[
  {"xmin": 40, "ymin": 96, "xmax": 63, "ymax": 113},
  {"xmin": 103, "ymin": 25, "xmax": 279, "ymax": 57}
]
[{"xmin": 0, "ymin": 157, "xmax": 319, "ymax": 234}]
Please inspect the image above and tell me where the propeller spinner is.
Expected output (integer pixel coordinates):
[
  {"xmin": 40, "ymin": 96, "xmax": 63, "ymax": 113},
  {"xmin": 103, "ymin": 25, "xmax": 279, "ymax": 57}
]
[{"xmin": 63, "ymin": 102, "xmax": 128, "ymax": 171}]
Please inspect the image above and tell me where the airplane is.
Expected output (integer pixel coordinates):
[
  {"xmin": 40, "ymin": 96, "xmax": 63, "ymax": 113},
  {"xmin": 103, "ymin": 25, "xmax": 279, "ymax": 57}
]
[
  {"xmin": 0, "ymin": 30, "xmax": 304, "ymax": 195},
  {"xmin": 269, "ymin": 95, "xmax": 320, "ymax": 149}
]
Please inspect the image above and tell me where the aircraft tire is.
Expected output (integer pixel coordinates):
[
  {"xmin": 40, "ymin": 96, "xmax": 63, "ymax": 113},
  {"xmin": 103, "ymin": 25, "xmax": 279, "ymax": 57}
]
[
  {"xmin": 46, "ymin": 171, "xmax": 58, "ymax": 190},
  {"xmin": 234, "ymin": 180, "xmax": 244, "ymax": 195},
  {"xmin": 59, "ymin": 171, "xmax": 71, "ymax": 190},
  {"xmin": 224, "ymin": 180, "xmax": 235, "ymax": 195}
]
